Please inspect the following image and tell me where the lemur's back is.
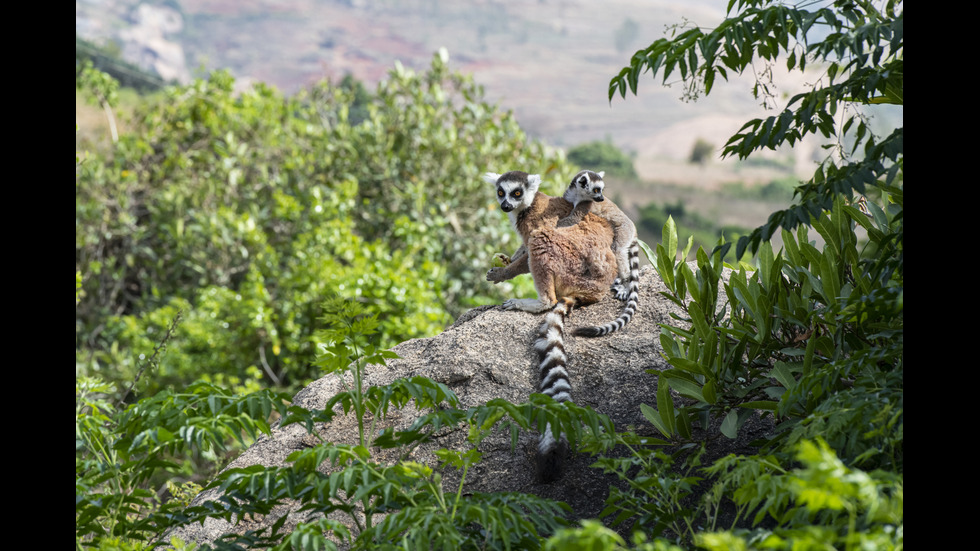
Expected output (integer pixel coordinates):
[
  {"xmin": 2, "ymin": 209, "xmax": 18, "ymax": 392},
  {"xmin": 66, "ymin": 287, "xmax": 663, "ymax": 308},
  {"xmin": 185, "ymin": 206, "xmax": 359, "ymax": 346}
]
[
  {"xmin": 514, "ymin": 192, "xmax": 573, "ymax": 237},
  {"xmin": 516, "ymin": 192, "xmax": 616, "ymax": 305},
  {"xmin": 589, "ymin": 200, "xmax": 636, "ymax": 242}
]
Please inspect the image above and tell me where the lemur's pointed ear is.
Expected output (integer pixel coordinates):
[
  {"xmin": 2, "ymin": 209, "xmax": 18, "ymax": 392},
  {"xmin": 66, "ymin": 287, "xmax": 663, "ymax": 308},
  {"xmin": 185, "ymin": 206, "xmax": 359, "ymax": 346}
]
[
  {"xmin": 483, "ymin": 172, "xmax": 501, "ymax": 184},
  {"xmin": 528, "ymin": 174, "xmax": 542, "ymax": 187},
  {"xmin": 598, "ymin": 171, "xmax": 605, "ymax": 179}
]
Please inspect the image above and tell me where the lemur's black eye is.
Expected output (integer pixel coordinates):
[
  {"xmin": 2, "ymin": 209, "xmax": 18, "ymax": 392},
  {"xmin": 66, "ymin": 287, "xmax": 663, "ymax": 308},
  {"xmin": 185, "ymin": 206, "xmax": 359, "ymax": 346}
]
[
  {"xmin": 513, "ymin": 190, "xmax": 522, "ymax": 197},
  {"xmin": 497, "ymin": 190, "xmax": 504, "ymax": 197}
]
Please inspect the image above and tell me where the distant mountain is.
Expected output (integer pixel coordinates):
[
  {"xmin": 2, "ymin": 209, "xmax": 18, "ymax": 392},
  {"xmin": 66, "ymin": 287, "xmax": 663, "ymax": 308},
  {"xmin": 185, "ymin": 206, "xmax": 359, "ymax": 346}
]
[{"xmin": 75, "ymin": 0, "xmax": 850, "ymax": 174}]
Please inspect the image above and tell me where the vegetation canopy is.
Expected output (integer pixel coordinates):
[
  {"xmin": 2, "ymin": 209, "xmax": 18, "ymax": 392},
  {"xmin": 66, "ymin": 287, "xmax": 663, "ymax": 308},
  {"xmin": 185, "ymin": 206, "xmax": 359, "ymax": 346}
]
[
  {"xmin": 77, "ymin": 50, "xmax": 570, "ymax": 396},
  {"xmin": 607, "ymin": 0, "xmax": 902, "ymax": 547}
]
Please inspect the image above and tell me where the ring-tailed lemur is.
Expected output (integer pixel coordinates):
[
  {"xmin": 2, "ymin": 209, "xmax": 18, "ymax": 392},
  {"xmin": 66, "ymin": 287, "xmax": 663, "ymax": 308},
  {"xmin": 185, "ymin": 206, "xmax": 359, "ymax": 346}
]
[
  {"xmin": 488, "ymin": 170, "xmax": 641, "ymax": 337},
  {"xmin": 561, "ymin": 170, "xmax": 641, "ymax": 338},
  {"xmin": 483, "ymin": 170, "xmax": 617, "ymax": 482}
]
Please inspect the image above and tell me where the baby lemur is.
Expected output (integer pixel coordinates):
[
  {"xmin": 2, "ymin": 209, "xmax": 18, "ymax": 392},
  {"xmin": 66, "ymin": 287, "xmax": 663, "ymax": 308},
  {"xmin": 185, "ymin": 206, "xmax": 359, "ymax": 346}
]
[
  {"xmin": 560, "ymin": 170, "xmax": 640, "ymax": 337},
  {"xmin": 484, "ymin": 170, "xmax": 617, "ymax": 482}
]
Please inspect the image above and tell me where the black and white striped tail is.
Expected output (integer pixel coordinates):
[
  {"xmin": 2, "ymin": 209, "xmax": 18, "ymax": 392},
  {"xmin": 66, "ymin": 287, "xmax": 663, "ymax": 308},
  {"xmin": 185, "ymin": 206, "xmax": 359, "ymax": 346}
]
[
  {"xmin": 534, "ymin": 297, "xmax": 574, "ymax": 482},
  {"xmin": 574, "ymin": 241, "xmax": 640, "ymax": 338}
]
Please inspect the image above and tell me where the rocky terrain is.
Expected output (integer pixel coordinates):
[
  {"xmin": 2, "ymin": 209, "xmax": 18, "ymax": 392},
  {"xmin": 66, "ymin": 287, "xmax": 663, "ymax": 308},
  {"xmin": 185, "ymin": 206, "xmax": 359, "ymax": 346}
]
[{"xmin": 169, "ymin": 265, "xmax": 775, "ymax": 545}]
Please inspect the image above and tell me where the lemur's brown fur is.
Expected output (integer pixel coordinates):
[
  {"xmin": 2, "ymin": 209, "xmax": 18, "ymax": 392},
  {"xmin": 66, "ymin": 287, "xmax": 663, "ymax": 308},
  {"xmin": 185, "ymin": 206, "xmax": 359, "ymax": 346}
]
[
  {"xmin": 487, "ymin": 187, "xmax": 617, "ymax": 313},
  {"xmin": 560, "ymin": 200, "xmax": 637, "ymax": 287}
]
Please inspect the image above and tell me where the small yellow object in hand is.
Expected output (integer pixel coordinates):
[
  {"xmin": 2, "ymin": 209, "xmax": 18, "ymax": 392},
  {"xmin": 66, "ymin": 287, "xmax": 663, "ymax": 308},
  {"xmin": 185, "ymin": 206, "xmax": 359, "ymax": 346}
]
[{"xmin": 491, "ymin": 253, "xmax": 510, "ymax": 268}]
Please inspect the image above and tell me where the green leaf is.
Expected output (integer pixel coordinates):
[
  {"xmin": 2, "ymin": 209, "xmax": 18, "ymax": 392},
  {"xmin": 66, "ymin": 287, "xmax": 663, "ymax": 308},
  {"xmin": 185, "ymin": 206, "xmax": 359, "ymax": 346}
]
[
  {"xmin": 720, "ymin": 410, "xmax": 739, "ymax": 439},
  {"xmin": 661, "ymin": 215, "xmax": 678, "ymax": 262},
  {"xmin": 637, "ymin": 239, "xmax": 656, "ymax": 265},
  {"xmin": 688, "ymin": 302, "xmax": 713, "ymax": 338},
  {"xmin": 771, "ymin": 361, "xmax": 798, "ymax": 390},
  {"xmin": 666, "ymin": 375, "xmax": 706, "ymax": 402},
  {"xmin": 657, "ymin": 375, "xmax": 676, "ymax": 436},
  {"xmin": 702, "ymin": 379, "xmax": 718, "ymax": 405},
  {"xmin": 676, "ymin": 409, "xmax": 693, "ymax": 440},
  {"xmin": 668, "ymin": 357, "xmax": 706, "ymax": 376},
  {"xmin": 640, "ymin": 403, "xmax": 673, "ymax": 439}
]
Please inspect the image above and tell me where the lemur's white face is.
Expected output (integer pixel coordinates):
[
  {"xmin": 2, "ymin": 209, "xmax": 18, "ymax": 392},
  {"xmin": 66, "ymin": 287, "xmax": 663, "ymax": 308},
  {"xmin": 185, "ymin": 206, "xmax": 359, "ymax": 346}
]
[
  {"xmin": 571, "ymin": 170, "xmax": 606, "ymax": 203},
  {"xmin": 484, "ymin": 171, "xmax": 541, "ymax": 213}
]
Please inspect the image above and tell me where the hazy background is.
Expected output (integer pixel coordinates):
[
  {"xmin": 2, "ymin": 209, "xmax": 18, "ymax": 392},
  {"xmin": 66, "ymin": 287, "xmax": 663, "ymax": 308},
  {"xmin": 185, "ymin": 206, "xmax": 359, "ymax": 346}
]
[
  {"xmin": 75, "ymin": 0, "xmax": 843, "ymax": 181},
  {"xmin": 77, "ymin": 0, "xmax": 904, "ymax": 250}
]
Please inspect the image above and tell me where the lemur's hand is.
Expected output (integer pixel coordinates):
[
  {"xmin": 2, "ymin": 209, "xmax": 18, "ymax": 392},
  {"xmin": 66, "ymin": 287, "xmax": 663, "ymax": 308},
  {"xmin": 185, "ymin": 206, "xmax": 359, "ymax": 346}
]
[
  {"xmin": 487, "ymin": 253, "xmax": 512, "ymax": 283},
  {"xmin": 611, "ymin": 278, "xmax": 630, "ymax": 301},
  {"xmin": 486, "ymin": 267, "xmax": 507, "ymax": 283}
]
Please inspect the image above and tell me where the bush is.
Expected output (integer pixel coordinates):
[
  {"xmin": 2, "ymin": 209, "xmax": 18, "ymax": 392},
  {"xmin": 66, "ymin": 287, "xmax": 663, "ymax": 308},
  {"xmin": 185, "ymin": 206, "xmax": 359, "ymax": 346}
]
[
  {"xmin": 608, "ymin": 0, "xmax": 902, "ymax": 546},
  {"xmin": 77, "ymin": 299, "xmax": 612, "ymax": 550},
  {"xmin": 688, "ymin": 138, "xmax": 714, "ymax": 165},
  {"xmin": 566, "ymin": 139, "xmax": 638, "ymax": 180},
  {"xmin": 76, "ymin": 51, "xmax": 569, "ymax": 393}
]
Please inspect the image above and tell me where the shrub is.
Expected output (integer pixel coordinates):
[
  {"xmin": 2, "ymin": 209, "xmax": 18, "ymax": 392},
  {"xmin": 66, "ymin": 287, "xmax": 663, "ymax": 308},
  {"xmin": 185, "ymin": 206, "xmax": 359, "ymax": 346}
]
[
  {"xmin": 566, "ymin": 140, "xmax": 638, "ymax": 180},
  {"xmin": 77, "ymin": 299, "xmax": 615, "ymax": 550},
  {"xmin": 688, "ymin": 138, "xmax": 714, "ymax": 165},
  {"xmin": 606, "ymin": 0, "xmax": 903, "ymax": 546},
  {"xmin": 76, "ymin": 51, "xmax": 568, "ymax": 393}
]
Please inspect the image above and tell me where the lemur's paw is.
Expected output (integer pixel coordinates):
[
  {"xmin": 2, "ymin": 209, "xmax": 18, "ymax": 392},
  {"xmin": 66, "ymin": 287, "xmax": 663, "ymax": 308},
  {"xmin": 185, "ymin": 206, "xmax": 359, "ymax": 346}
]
[
  {"xmin": 611, "ymin": 279, "xmax": 630, "ymax": 301},
  {"xmin": 502, "ymin": 298, "xmax": 551, "ymax": 313},
  {"xmin": 487, "ymin": 267, "xmax": 507, "ymax": 283}
]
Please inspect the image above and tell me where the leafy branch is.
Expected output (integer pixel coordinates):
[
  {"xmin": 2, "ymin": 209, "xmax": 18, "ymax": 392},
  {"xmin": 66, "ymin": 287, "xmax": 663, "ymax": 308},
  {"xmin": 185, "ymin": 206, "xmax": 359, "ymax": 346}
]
[{"xmin": 610, "ymin": 0, "xmax": 903, "ymax": 256}]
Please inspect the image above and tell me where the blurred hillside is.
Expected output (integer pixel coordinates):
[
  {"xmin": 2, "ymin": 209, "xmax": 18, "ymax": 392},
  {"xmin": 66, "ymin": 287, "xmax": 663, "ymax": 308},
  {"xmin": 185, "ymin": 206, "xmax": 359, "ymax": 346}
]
[{"xmin": 75, "ymin": 0, "xmax": 856, "ymax": 176}]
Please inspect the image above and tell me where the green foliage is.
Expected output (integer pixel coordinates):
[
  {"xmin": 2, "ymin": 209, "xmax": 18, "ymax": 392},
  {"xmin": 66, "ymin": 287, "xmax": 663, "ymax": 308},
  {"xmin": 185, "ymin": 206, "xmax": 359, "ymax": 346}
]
[
  {"xmin": 688, "ymin": 138, "xmax": 714, "ymax": 165},
  {"xmin": 337, "ymin": 73, "xmax": 372, "ymax": 125},
  {"xmin": 74, "ymin": 54, "xmax": 585, "ymax": 547},
  {"xmin": 637, "ymin": 203, "xmax": 748, "ymax": 264},
  {"xmin": 696, "ymin": 439, "xmax": 902, "ymax": 550},
  {"xmin": 610, "ymin": 0, "xmax": 903, "ymax": 258},
  {"xmin": 546, "ymin": 522, "xmax": 686, "ymax": 551},
  {"xmin": 650, "ymin": 188, "xmax": 902, "ymax": 472},
  {"xmin": 601, "ymin": 0, "xmax": 902, "ymax": 547},
  {"xmin": 77, "ymin": 59, "xmax": 120, "ymax": 142},
  {"xmin": 78, "ymin": 298, "xmax": 625, "ymax": 550},
  {"xmin": 77, "ymin": 59, "xmax": 119, "ymax": 110},
  {"xmin": 76, "ymin": 0, "xmax": 906, "ymax": 547},
  {"xmin": 76, "ymin": 371, "xmax": 293, "ymax": 548},
  {"xmin": 566, "ymin": 139, "xmax": 638, "ymax": 181},
  {"xmin": 594, "ymin": 443, "xmax": 705, "ymax": 540},
  {"xmin": 76, "ymin": 51, "xmax": 567, "ymax": 394}
]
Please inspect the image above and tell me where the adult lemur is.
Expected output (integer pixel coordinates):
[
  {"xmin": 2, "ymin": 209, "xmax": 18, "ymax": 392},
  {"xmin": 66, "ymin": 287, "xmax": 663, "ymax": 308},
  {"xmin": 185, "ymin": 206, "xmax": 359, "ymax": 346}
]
[
  {"xmin": 490, "ymin": 169, "xmax": 640, "ymax": 337},
  {"xmin": 483, "ymin": 170, "xmax": 618, "ymax": 482}
]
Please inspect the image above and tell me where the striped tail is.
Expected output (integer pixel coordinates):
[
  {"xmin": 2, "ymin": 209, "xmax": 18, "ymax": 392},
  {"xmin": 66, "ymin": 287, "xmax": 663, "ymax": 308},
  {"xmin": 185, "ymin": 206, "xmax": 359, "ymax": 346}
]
[
  {"xmin": 574, "ymin": 240, "xmax": 640, "ymax": 338},
  {"xmin": 534, "ymin": 297, "xmax": 574, "ymax": 482}
]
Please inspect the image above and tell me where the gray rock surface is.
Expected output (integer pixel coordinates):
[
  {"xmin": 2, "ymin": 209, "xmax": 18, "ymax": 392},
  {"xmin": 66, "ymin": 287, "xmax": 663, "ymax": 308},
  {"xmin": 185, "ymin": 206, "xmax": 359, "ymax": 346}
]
[{"xmin": 172, "ymin": 265, "xmax": 772, "ymax": 545}]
